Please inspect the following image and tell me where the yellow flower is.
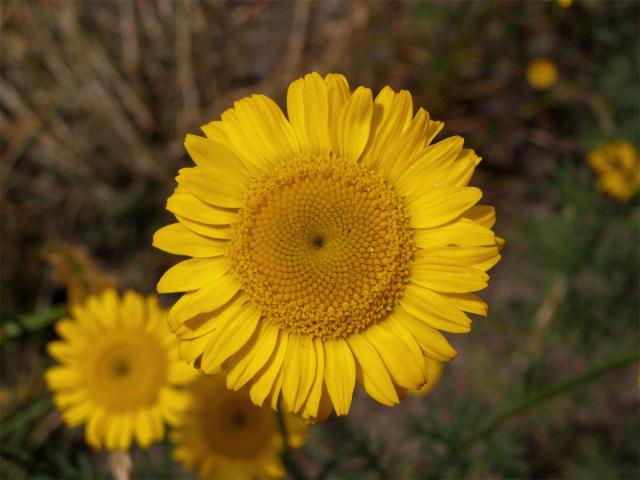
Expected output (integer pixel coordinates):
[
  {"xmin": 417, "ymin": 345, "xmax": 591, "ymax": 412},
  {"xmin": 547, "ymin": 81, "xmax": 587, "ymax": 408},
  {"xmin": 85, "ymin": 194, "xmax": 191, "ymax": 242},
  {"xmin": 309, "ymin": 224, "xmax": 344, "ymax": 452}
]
[
  {"xmin": 526, "ymin": 58, "xmax": 559, "ymax": 90},
  {"xmin": 410, "ymin": 359, "xmax": 444, "ymax": 397},
  {"xmin": 558, "ymin": 0, "xmax": 573, "ymax": 8},
  {"xmin": 153, "ymin": 72, "xmax": 502, "ymax": 421},
  {"xmin": 588, "ymin": 141, "xmax": 640, "ymax": 202},
  {"xmin": 45, "ymin": 289, "xmax": 197, "ymax": 450},
  {"xmin": 171, "ymin": 375, "xmax": 306, "ymax": 480}
]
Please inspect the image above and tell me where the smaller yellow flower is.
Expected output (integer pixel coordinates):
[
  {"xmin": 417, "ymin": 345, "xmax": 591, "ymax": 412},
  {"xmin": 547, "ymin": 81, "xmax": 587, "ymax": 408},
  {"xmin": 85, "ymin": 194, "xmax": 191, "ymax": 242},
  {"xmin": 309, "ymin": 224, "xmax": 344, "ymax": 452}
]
[
  {"xmin": 558, "ymin": 0, "xmax": 573, "ymax": 8},
  {"xmin": 588, "ymin": 141, "xmax": 640, "ymax": 202},
  {"xmin": 527, "ymin": 58, "xmax": 559, "ymax": 90},
  {"xmin": 410, "ymin": 359, "xmax": 444, "ymax": 397},
  {"xmin": 172, "ymin": 375, "xmax": 307, "ymax": 480},
  {"xmin": 45, "ymin": 289, "xmax": 197, "ymax": 450}
]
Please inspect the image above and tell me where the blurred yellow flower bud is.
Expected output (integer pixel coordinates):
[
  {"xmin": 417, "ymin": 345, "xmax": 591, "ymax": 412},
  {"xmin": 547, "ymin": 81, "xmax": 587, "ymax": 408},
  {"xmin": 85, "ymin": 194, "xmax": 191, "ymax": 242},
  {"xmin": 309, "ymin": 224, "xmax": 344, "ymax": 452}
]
[{"xmin": 527, "ymin": 57, "xmax": 559, "ymax": 90}]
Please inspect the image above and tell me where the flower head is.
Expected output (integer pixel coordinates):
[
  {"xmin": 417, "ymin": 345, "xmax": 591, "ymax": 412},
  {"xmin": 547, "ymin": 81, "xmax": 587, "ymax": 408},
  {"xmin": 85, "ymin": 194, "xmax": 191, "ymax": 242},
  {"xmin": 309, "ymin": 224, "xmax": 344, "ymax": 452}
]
[
  {"xmin": 153, "ymin": 72, "xmax": 502, "ymax": 421},
  {"xmin": 527, "ymin": 58, "xmax": 559, "ymax": 90},
  {"xmin": 171, "ymin": 375, "xmax": 306, "ymax": 480},
  {"xmin": 45, "ymin": 289, "xmax": 197, "ymax": 450},
  {"xmin": 588, "ymin": 141, "xmax": 640, "ymax": 202}
]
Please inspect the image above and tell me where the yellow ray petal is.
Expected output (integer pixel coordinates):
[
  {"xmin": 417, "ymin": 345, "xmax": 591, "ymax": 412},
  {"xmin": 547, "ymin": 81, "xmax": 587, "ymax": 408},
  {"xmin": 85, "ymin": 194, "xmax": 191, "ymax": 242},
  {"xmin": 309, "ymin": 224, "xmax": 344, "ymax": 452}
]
[
  {"xmin": 86, "ymin": 408, "xmax": 108, "ymax": 449},
  {"xmin": 53, "ymin": 319, "xmax": 82, "ymax": 343},
  {"xmin": 282, "ymin": 334, "xmax": 317, "ymax": 412},
  {"xmin": 134, "ymin": 408, "xmax": 155, "ymax": 448},
  {"xmin": 223, "ymin": 95, "xmax": 299, "ymax": 169},
  {"xmin": 384, "ymin": 108, "xmax": 432, "ymax": 181},
  {"xmin": 157, "ymin": 257, "xmax": 231, "ymax": 293},
  {"xmin": 336, "ymin": 86, "xmax": 373, "ymax": 162},
  {"xmin": 438, "ymin": 292, "xmax": 489, "ymax": 316},
  {"xmin": 382, "ymin": 317, "xmax": 425, "ymax": 370},
  {"xmin": 443, "ymin": 154, "xmax": 480, "ymax": 187},
  {"xmin": 395, "ymin": 136, "xmax": 464, "ymax": 195},
  {"xmin": 287, "ymin": 73, "xmax": 331, "ymax": 157},
  {"xmin": 168, "ymin": 274, "xmax": 241, "ymax": 326},
  {"xmin": 62, "ymin": 400, "xmax": 93, "ymax": 427},
  {"xmin": 249, "ymin": 331, "xmax": 289, "ymax": 407},
  {"xmin": 97, "ymin": 288, "xmax": 121, "ymax": 326},
  {"xmin": 463, "ymin": 205, "xmax": 496, "ymax": 228},
  {"xmin": 361, "ymin": 87, "xmax": 413, "ymax": 170},
  {"xmin": 175, "ymin": 215, "xmax": 233, "ymax": 239},
  {"xmin": 413, "ymin": 218, "xmax": 496, "ymax": 248},
  {"xmin": 347, "ymin": 334, "xmax": 399, "ymax": 406},
  {"xmin": 400, "ymin": 283, "xmax": 472, "ymax": 333},
  {"xmin": 362, "ymin": 323, "xmax": 426, "ymax": 389},
  {"xmin": 416, "ymin": 245, "xmax": 501, "ymax": 272},
  {"xmin": 325, "ymin": 73, "xmax": 350, "ymax": 151},
  {"xmin": 184, "ymin": 134, "xmax": 250, "ymax": 175},
  {"xmin": 119, "ymin": 290, "xmax": 145, "ymax": 330},
  {"xmin": 167, "ymin": 190, "xmax": 238, "ymax": 226},
  {"xmin": 54, "ymin": 389, "xmax": 87, "ymax": 409},
  {"xmin": 153, "ymin": 223, "xmax": 228, "ymax": 257},
  {"xmin": 45, "ymin": 366, "xmax": 80, "ymax": 389},
  {"xmin": 115, "ymin": 412, "xmax": 134, "ymax": 450},
  {"xmin": 200, "ymin": 303, "xmax": 262, "ymax": 374},
  {"xmin": 299, "ymin": 337, "xmax": 325, "ymax": 419},
  {"xmin": 323, "ymin": 337, "xmax": 356, "ymax": 416},
  {"xmin": 173, "ymin": 294, "xmax": 249, "ymax": 339},
  {"xmin": 411, "ymin": 263, "xmax": 489, "ymax": 293},
  {"xmin": 178, "ymin": 335, "xmax": 209, "ymax": 364},
  {"xmin": 408, "ymin": 187, "xmax": 482, "ymax": 229},
  {"xmin": 177, "ymin": 167, "xmax": 248, "ymax": 209},
  {"xmin": 47, "ymin": 341, "xmax": 78, "ymax": 363},
  {"xmin": 226, "ymin": 320, "xmax": 280, "ymax": 390},
  {"xmin": 394, "ymin": 307, "xmax": 458, "ymax": 362},
  {"xmin": 244, "ymin": 94, "xmax": 300, "ymax": 161}
]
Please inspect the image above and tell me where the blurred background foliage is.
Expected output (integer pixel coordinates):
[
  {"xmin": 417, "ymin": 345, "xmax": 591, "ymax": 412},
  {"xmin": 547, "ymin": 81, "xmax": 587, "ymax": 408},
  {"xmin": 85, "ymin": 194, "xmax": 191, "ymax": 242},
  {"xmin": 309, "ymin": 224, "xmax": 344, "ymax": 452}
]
[{"xmin": 1, "ymin": 0, "xmax": 638, "ymax": 479}]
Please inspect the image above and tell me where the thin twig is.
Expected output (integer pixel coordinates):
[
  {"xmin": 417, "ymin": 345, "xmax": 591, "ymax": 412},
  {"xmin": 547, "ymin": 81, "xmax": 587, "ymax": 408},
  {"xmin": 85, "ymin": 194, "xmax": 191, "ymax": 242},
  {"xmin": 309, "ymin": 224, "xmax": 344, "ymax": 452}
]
[{"xmin": 454, "ymin": 352, "xmax": 639, "ymax": 452}]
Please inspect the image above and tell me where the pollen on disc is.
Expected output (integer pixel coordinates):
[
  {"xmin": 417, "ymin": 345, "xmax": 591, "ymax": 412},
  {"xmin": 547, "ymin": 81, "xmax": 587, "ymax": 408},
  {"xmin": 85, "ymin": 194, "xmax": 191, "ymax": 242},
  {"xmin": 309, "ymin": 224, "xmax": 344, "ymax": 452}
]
[{"xmin": 230, "ymin": 157, "xmax": 414, "ymax": 339}]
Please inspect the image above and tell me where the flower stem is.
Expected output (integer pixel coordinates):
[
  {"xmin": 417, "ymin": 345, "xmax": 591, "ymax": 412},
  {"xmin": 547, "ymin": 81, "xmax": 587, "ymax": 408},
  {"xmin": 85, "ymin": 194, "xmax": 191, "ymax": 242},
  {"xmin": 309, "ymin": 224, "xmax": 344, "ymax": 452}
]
[
  {"xmin": 454, "ymin": 351, "xmax": 639, "ymax": 451},
  {"xmin": 276, "ymin": 409, "xmax": 304, "ymax": 479}
]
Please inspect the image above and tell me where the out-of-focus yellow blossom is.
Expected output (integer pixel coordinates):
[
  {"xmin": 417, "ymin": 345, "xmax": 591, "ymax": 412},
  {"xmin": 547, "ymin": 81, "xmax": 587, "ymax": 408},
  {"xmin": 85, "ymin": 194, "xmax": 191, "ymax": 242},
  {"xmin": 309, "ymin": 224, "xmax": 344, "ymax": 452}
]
[
  {"xmin": 527, "ymin": 58, "xmax": 559, "ymax": 90},
  {"xmin": 171, "ymin": 375, "xmax": 307, "ymax": 479},
  {"xmin": 45, "ymin": 289, "xmax": 197, "ymax": 451},
  {"xmin": 558, "ymin": 0, "xmax": 573, "ymax": 9},
  {"xmin": 588, "ymin": 141, "xmax": 640, "ymax": 202}
]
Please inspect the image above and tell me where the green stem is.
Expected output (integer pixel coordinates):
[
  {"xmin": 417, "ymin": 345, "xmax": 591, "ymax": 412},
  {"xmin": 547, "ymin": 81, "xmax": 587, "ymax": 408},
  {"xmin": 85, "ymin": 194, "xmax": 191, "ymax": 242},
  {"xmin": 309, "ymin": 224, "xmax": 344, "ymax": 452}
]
[
  {"xmin": 455, "ymin": 352, "xmax": 639, "ymax": 451},
  {"xmin": 276, "ymin": 409, "xmax": 304, "ymax": 479}
]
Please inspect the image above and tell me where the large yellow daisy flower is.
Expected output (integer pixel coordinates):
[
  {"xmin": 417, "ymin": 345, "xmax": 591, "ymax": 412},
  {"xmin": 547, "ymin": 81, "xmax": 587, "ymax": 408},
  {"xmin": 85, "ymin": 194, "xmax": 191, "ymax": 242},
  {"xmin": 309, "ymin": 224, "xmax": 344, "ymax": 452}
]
[
  {"xmin": 153, "ymin": 72, "xmax": 502, "ymax": 421},
  {"xmin": 171, "ymin": 375, "xmax": 306, "ymax": 479},
  {"xmin": 45, "ymin": 289, "xmax": 197, "ymax": 450}
]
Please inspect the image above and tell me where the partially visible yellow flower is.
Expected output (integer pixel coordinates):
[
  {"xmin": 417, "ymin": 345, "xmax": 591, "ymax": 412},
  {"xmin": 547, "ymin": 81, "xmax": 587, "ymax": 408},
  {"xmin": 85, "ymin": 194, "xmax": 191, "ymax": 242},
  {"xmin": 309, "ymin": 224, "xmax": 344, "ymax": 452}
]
[
  {"xmin": 588, "ymin": 141, "xmax": 640, "ymax": 202},
  {"xmin": 558, "ymin": 0, "xmax": 573, "ymax": 8},
  {"xmin": 410, "ymin": 359, "xmax": 444, "ymax": 397},
  {"xmin": 527, "ymin": 58, "xmax": 559, "ymax": 90},
  {"xmin": 171, "ymin": 375, "xmax": 307, "ymax": 480},
  {"xmin": 45, "ymin": 289, "xmax": 197, "ymax": 450}
]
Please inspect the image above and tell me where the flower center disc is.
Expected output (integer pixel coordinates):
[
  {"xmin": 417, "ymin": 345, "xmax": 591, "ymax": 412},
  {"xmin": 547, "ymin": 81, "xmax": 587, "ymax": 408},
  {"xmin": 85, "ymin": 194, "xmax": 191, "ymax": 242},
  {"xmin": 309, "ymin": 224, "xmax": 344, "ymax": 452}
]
[
  {"xmin": 86, "ymin": 336, "xmax": 168, "ymax": 410},
  {"xmin": 200, "ymin": 394, "xmax": 275, "ymax": 457},
  {"xmin": 231, "ymin": 158, "xmax": 413, "ymax": 339}
]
